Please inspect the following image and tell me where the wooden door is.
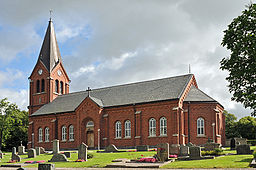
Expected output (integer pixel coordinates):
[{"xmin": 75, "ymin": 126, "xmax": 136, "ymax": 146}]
[{"xmin": 87, "ymin": 131, "xmax": 94, "ymax": 147}]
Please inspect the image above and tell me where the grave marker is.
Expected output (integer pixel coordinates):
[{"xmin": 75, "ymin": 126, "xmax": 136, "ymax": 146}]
[{"xmin": 78, "ymin": 143, "xmax": 88, "ymax": 161}]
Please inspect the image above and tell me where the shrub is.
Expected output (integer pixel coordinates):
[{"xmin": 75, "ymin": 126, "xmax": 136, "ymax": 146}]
[
  {"xmin": 253, "ymin": 150, "xmax": 256, "ymax": 158},
  {"xmin": 201, "ymin": 149, "xmax": 223, "ymax": 156},
  {"xmin": 87, "ymin": 153, "xmax": 93, "ymax": 159}
]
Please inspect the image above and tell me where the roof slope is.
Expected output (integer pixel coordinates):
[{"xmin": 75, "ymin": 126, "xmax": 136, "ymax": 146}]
[
  {"xmin": 38, "ymin": 20, "xmax": 62, "ymax": 72},
  {"xmin": 32, "ymin": 74, "xmax": 193, "ymax": 116},
  {"xmin": 184, "ymin": 85, "xmax": 216, "ymax": 102}
]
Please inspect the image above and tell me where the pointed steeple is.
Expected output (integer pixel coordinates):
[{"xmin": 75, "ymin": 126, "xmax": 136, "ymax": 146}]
[{"xmin": 38, "ymin": 20, "xmax": 62, "ymax": 72}]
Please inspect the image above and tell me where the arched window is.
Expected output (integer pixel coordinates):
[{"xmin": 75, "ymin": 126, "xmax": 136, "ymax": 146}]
[
  {"xmin": 36, "ymin": 80, "xmax": 40, "ymax": 93},
  {"xmin": 60, "ymin": 81, "xmax": 64, "ymax": 94},
  {"xmin": 41, "ymin": 79, "xmax": 45, "ymax": 92},
  {"xmin": 115, "ymin": 121, "xmax": 122, "ymax": 138},
  {"xmin": 149, "ymin": 118, "xmax": 156, "ymax": 136},
  {"xmin": 125, "ymin": 120, "xmax": 131, "ymax": 138},
  {"xmin": 38, "ymin": 128, "xmax": 43, "ymax": 142},
  {"xmin": 69, "ymin": 125, "xmax": 74, "ymax": 141},
  {"xmin": 160, "ymin": 117, "xmax": 167, "ymax": 136},
  {"xmin": 86, "ymin": 121, "xmax": 94, "ymax": 127},
  {"xmin": 197, "ymin": 117, "xmax": 205, "ymax": 136},
  {"xmin": 45, "ymin": 127, "xmax": 49, "ymax": 142},
  {"xmin": 55, "ymin": 80, "xmax": 59, "ymax": 93},
  {"xmin": 62, "ymin": 126, "xmax": 67, "ymax": 141}
]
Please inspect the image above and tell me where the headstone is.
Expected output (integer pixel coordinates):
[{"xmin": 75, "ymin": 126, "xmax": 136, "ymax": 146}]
[
  {"xmin": 156, "ymin": 143, "xmax": 169, "ymax": 162},
  {"xmin": 63, "ymin": 152, "xmax": 71, "ymax": 158},
  {"xmin": 35, "ymin": 147, "xmax": 41, "ymax": 155},
  {"xmin": 28, "ymin": 148, "xmax": 36, "ymax": 158},
  {"xmin": 236, "ymin": 144, "xmax": 252, "ymax": 155},
  {"xmin": 105, "ymin": 144, "xmax": 118, "ymax": 152},
  {"xmin": 49, "ymin": 154, "xmax": 68, "ymax": 162},
  {"xmin": 12, "ymin": 147, "xmax": 21, "ymax": 162},
  {"xmin": 53, "ymin": 139, "xmax": 59, "ymax": 155},
  {"xmin": 230, "ymin": 138, "xmax": 236, "ymax": 150},
  {"xmin": 18, "ymin": 146, "xmax": 26, "ymax": 155},
  {"xmin": 186, "ymin": 142, "xmax": 194, "ymax": 147},
  {"xmin": 136, "ymin": 145, "xmax": 149, "ymax": 151},
  {"xmin": 169, "ymin": 144, "xmax": 180, "ymax": 155},
  {"xmin": 38, "ymin": 163, "xmax": 55, "ymax": 170},
  {"xmin": 204, "ymin": 142, "xmax": 221, "ymax": 151},
  {"xmin": 189, "ymin": 146, "xmax": 202, "ymax": 160},
  {"xmin": 78, "ymin": 143, "xmax": 88, "ymax": 161},
  {"xmin": 179, "ymin": 145, "xmax": 189, "ymax": 156},
  {"xmin": 236, "ymin": 138, "xmax": 247, "ymax": 145},
  {"xmin": 40, "ymin": 147, "xmax": 46, "ymax": 154}
]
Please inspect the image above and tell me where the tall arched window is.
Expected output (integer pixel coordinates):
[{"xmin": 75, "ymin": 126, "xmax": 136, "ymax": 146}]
[
  {"xmin": 69, "ymin": 125, "xmax": 74, "ymax": 141},
  {"xmin": 197, "ymin": 117, "xmax": 205, "ymax": 136},
  {"xmin": 55, "ymin": 80, "xmax": 59, "ymax": 93},
  {"xmin": 125, "ymin": 120, "xmax": 131, "ymax": 138},
  {"xmin": 60, "ymin": 81, "xmax": 64, "ymax": 94},
  {"xmin": 62, "ymin": 126, "xmax": 67, "ymax": 141},
  {"xmin": 36, "ymin": 80, "xmax": 40, "ymax": 93},
  {"xmin": 115, "ymin": 121, "xmax": 122, "ymax": 138},
  {"xmin": 38, "ymin": 128, "xmax": 43, "ymax": 142},
  {"xmin": 149, "ymin": 118, "xmax": 156, "ymax": 136},
  {"xmin": 41, "ymin": 79, "xmax": 45, "ymax": 92},
  {"xmin": 45, "ymin": 127, "xmax": 49, "ymax": 142},
  {"xmin": 160, "ymin": 117, "xmax": 167, "ymax": 136}
]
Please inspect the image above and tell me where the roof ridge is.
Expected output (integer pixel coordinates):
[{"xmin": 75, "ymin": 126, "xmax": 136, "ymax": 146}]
[{"xmin": 177, "ymin": 74, "xmax": 194, "ymax": 99}]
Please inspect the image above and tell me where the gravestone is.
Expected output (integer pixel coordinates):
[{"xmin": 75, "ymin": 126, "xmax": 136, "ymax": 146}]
[
  {"xmin": 179, "ymin": 145, "xmax": 189, "ymax": 156},
  {"xmin": 63, "ymin": 152, "xmax": 71, "ymax": 158},
  {"xmin": 12, "ymin": 147, "xmax": 21, "ymax": 162},
  {"xmin": 186, "ymin": 142, "xmax": 194, "ymax": 147},
  {"xmin": 204, "ymin": 142, "xmax": 221, "ymax": 151},
  {"xmin": 78, "ymin": 143, "xmax": 88, "ymax": 161},
  {"xmin": 49, "ymin": 154, "xmax": 68, "ymax": 162},
  {"xmin": 189, "ymin": 146, "xmax": 202, "ymax": 160},
  {"xmin": 236, "ymin": 144, "xmax": 252, "ymax": 155},
  {"xmin": 105, "ymin": 144, "xmax": 118, "ymax": 152},
  {"xmin": 28, "ymin": 148, "xmax": 36, "ymax": 158},
  {"xmin": 136, "ymin": 145, "xmax": 149, "ymax": 151},
  {"xmin": 230, "ymin": 138, "xmax": 236, "ymax": 150},
  {"xmin": 169, "ymin": 144, "xmax": 180, "ymax": 155},
  {"xmin": 18, "ymin": 146, "xmax": 25, "ymax": 155},
  {"xmin": 40, "ymin": 147, "xmax": 46, "ymax": 154},
  {"xmin": 38, "ymin": 163, "xmax": 55, "ymax": 170},
  {"xmin": 236, "ymin": 138, "xmax": 247, "ymax": 145},
  {"xmin": 53, "ymin": 139, "xmax": 59, "ymax": 155},
  {"xmin": 156, "ymin": 143, "xmax": 169, "ymax": 162},
  {"xmin": 35, "ymin": 147, "xmax": 41, "ymax": 155}
]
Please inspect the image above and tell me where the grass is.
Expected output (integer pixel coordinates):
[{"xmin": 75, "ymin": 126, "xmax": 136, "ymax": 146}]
[
  {"xmin": 0, "ymin": 150, "xmax": 156, "ymax": 168},
  {"xmin": 0, "ymin": 146, "xmax": 255, "ymax": 168}
]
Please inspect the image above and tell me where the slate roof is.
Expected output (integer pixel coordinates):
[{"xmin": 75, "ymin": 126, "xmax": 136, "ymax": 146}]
[
  {"xmin": 32, "ymin": 74, "xmax": 199, "ymax": 116},
  {"xmin": 38, "ymin": 20, "xmax": 62, "ymax": 72},
  {"xmin": 184, "ymin": 85, "xmax": 216, "ymax": 102}
]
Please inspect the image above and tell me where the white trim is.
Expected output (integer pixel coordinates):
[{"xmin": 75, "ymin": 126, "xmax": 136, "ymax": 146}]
[{"xmin": 172, "ymin": 134, "xmax": 178, "ymax": 137}]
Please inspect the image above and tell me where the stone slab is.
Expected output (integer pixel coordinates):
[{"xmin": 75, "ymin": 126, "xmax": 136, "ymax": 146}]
[
  {"xmin": 49, "ymin": 153, "xmax": 68, "ymax": 162},
  {"xmin": 156, "ymin": 143, "xmax": 169, "ymax": 162},
  {"xmin": 236, "ymin": 144, "xmax": 252, "ymax": 155},
  {"xmin": 18, "ymin": 146, "xmax": 26, "ymax": 155},
  {"xmin": 38, "ymin": 163, "xmax": 55, "ymax": 170},
  {"xmin": 136, "ymin": 145, "xmax": 149, "ymax": 151},
  {"xmin": 28, "ymin": 148, "xmax": 36, "ymax": 158},
  {"xmin": 105, "ymin": 144, "xmax": 119, "ymax": 152},
  {"xmin": 78, "ymin": 143, "xmax": 88, "ymax": 161}
]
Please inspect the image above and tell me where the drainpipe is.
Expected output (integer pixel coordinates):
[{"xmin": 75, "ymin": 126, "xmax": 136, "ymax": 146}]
[{"xmin": 188, "ymin": 102, "xmax": 190, "ymax": 143}]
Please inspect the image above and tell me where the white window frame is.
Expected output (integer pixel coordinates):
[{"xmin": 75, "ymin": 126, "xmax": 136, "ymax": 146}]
[
  {"xmin": 45, "ymin": 127, "xmax": 49, "ymax": 142},
  {"xmin": 62, "ymin": 126, "xmax": 67, "ymax": 141},
  {"xmin": 69, "ymin": 125, "xmax": 74, "ymax": 141},
  {"xmin": 115, "ymin": 121, "xmax": 122, "ymax": 138},
  {"xmin": 197, "ymin": 117, "xmax": 205, "ymax": 136},
  {"xmin": 38, "ymin": 128, "xmax": 43, "ymax": 142},
  {"xmin": 124, "ymin": 120, "xmax": 131, "ymax": 138},
  {"xmin": 149, "ymin": 118, "xmax": 156, "ymax": 137},
  {"xmin": 160, "ymin": 117, "xmax": 167, "ymax": 136}
]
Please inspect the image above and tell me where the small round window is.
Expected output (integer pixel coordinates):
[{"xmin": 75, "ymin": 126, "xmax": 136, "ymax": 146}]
[{"xmin": 86, "ymin": 121, "xmax": 94, "ymax": 127}]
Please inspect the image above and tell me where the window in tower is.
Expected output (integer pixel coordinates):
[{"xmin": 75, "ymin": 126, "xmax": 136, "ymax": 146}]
[
  {"xmin": 36, "ymin": 80, "xmax": 40, "ymax": 93},
  {"xmin": 55, "ymin": 80, "xmax": 59, "ymax": 93},
  {"xmin": 41, "ymin": 79, "xmax": 45, "ymax": 92}
]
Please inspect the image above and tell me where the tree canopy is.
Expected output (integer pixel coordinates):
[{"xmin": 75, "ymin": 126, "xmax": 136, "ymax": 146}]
[
  {"xmin": 0, "ymin": 98, "xmax": 28, "ymax": 151},
  {"xmin": 221, "ymin": 3, "xmax": 256, "ymax": 116}
]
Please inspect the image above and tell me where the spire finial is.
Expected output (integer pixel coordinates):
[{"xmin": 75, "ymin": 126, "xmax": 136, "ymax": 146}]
[
  {"xmin": 49, "ymin": 9, "xmax": 53, "ymax": 21},
  {"xmin": 86, "ymin": 87, "xmax": 92, "ymax": 96},
  {"xmin": 189, "ymin": 64, "xmax": 191, "ymax": 74}
]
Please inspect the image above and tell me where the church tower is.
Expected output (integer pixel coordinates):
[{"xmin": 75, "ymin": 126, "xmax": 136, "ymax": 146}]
[{"xmin": 28, "ymin": 20, "xmax": 70, "ymax": 115}]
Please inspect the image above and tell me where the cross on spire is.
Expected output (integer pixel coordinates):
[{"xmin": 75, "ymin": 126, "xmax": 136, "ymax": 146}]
[
  {"xmin": 49, "ymin": 9, "xmax": 53, "ymax": 21},
  {"xmin": 86, "ymin": 87, "xmax": 92, "ymax": 96}
]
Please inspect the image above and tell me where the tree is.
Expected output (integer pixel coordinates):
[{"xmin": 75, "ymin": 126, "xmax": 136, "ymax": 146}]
[
  {"xmin": 236, "ymin": 116, "xmax": 256, "ymax": 139},
  {"xmin": 224, "ymin": 110, "xmax": 239, "ymax": 138},
  {"xmin": 0, "ymin": 98, "xmax": 28, "ymax": 151},
  {"xmin": 220, "ymin": 3, "xmax": 256, "ymax": 116}
]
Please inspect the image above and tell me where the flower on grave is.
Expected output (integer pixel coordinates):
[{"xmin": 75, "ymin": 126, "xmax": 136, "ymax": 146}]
[
  {"xmin": 141, "ymin": 154, "xmax": 144, "ymax": 157},
  {"xmin": 169, "ymin": 155, "xmax": 177, "ymax": 158},
  {"xmin": 139, "ymin": 157, "xmax": 157, "ymax": 163},
  {"xmin": 75, "ymin": 159, "xmax": 86, "ymax": 162}
]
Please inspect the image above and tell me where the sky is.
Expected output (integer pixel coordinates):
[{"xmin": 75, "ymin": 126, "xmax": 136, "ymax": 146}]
[{"xmin": 0, "ymin": 0, "xmax": 254, "ymax": 119}]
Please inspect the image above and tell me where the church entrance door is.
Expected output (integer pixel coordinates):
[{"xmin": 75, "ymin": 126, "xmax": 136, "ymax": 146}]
[{"xmin": 87, "ymin": 131, "xmax": 94, "ymax": 147}]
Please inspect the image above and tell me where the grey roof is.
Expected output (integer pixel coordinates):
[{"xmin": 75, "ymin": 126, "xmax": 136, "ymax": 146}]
[
  {"xmin": 184, "ymin": 85, "xmax": 216, "ymax": 102},
  {"xmin": 38, "ymin": 20, "xmax": 62, "ymax": 72},
  {"xmin": 31, "ymin": 74, "xmax": 194, "ymax": 116}
]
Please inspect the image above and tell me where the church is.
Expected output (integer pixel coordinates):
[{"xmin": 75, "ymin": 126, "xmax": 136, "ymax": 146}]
[{"xmin": 28, "ymin": 20, "xmax": 225, "ymax": 150}]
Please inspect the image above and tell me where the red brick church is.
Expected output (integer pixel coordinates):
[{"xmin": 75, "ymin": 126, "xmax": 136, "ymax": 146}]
[{"xmin": 28, "ymin": 20, "xmax": 225, "ymax": 150}]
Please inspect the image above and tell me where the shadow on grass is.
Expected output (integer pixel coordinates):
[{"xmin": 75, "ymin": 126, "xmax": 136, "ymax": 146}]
[{"xmin": 235, "ymin": 158, "xmax": 252, "ymax": 163}]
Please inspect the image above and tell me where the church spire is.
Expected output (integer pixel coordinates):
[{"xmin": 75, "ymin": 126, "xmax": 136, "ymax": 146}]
[{"xmin": 38, "ymin": 20, "xmax": 62, "ymax": 72}]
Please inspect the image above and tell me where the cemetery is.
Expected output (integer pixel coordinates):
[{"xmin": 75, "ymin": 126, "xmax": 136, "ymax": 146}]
[{"xmin": 0, "ymin": 139, "xmax": 256, "ymax": 169}]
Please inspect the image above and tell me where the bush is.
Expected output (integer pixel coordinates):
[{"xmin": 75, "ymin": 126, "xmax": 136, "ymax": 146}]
[
  {"xmin": 253, "ymin": 150, "xmax": 256, "ymax": 158},
  {"xmin": 201, "ymin": 148, "xmax": 224, "ymax": 156},
  {"xmin": 247, "ymin": 139, "xmax": 256, "ymax": 146},
  {"xmin": 87, "ymin": 153, "xmax": 93, "ymax": 159}
]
